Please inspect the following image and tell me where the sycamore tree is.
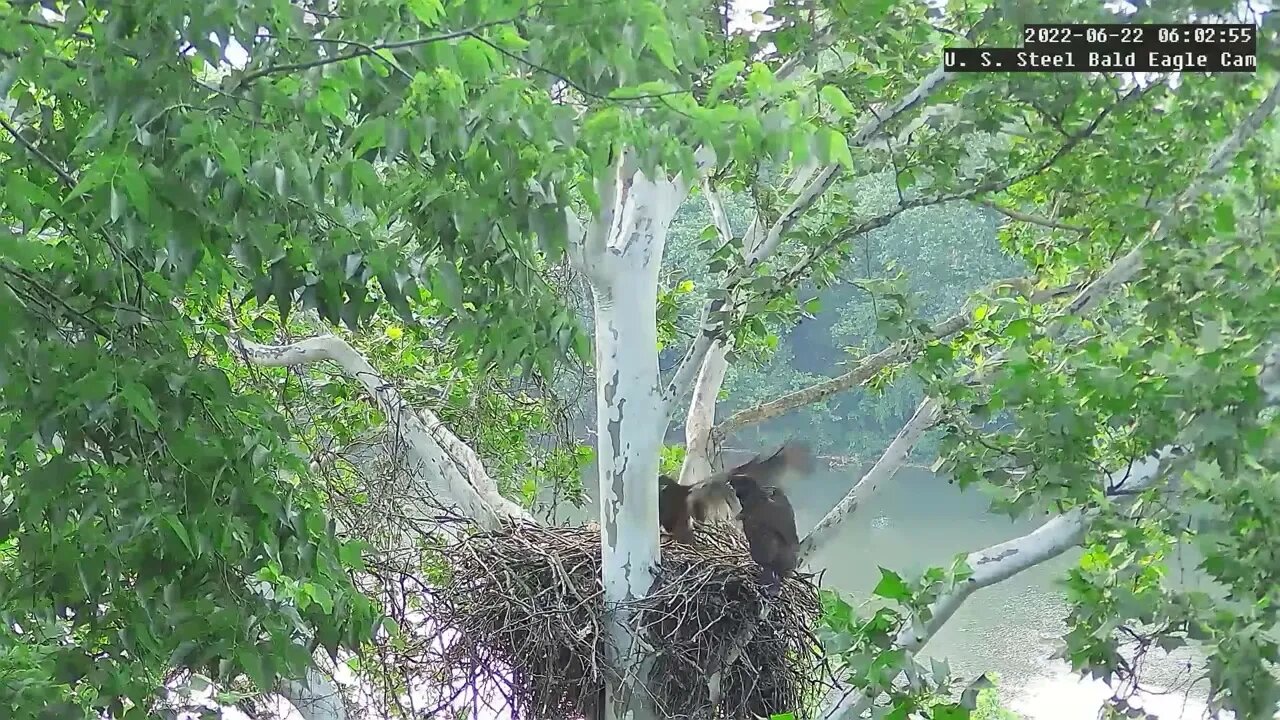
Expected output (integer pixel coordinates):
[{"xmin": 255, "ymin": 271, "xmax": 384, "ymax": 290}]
[{"xmin": 3, "ymin": 1, "xmax": 1280, "ymax": 720}]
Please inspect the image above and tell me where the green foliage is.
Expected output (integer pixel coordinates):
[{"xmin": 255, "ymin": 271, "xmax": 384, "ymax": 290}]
[
  {"xmin": 2, "ymin": 0, "xmax": 1279, "ymax": 716},
  {"xmin": 817, "ymin": 585, "xmax": 1024, "ymax": 720},
  {"xmin": 1, "ymin": 0, "xmax": 834, "ymax": 710},
  {"xmin": 919, "ymin": 67, "xmax": 1280, "ymax": 720},
  {"xmin": 0, "ymin": 239, "xmax": 379, "ymax": 715},
  {"xmin": 659, "ymin": 444, "xmax": 687, "ymax": 476}
]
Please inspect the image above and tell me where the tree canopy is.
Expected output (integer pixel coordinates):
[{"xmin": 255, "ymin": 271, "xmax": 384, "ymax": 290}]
[{"xmin": 3, "ymin": 0, "xmax": 1280, "ymax": 719}]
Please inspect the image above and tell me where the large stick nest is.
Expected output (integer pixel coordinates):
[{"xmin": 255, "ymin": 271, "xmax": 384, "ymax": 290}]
[{"xmin": 420, "ymin": 520, "xmax": 827, "ymax": 719}]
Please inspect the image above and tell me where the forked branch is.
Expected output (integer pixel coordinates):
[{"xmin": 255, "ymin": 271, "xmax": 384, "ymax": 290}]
[
  {"xmin": 233, "ymin": 334, "xmax": 531, "ymax": 528},
  {"xmin": 816, "ymin": 447, "xmax": 1179, "ymax": 720},
  {"xmin": 664, "ymin": 63, "xmax": 958, "ymax": 408}
]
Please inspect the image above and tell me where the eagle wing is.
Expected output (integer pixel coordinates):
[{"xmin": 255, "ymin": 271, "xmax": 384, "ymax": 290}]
[{"xmin": 687, "ymin": 478, "xmax": 742, "ymax": 524}]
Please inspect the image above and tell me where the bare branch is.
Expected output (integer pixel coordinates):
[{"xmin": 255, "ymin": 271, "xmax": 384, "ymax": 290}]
[
  {"xmin": 702, "ymin": 179, "xmax": 736, "ymax": 244},
  {"xmin": 597, "ymin": 149, "xmax": 638, "ymax": 256},
  {"xmin": 717, "ymin": 281, "xmax": 1079, "ymax": 434},
  {"xmin": 816, "ymin": 449, "xmax": 1177, "ymax": 720},
  {"xmin": 677, "ymin": 340, "xmax": 729, "ymax": 486},
  {"xmin": 233, "ymin": 334, "xmax": 531, "ymax": 528},
  {"xmin": 980, "ymin": 200, "xmax": 1089, "ymax": 233},
  {"xmin": 663, "ymin": 319, "xmax": 719, "ymax": 408},
  {"xmin": 568, "ymin": 149, "xmax": 636, "ymax": 281},
  {"xmin": 720, "ymin": 322, "xmax": 962, "ymax": 435},
  {"xmin": 674, "ymin": 180, "xmax": 741, "ymax": 482},
  {"xmin": 774, "ymin": 26, "xmax": 837, "ymax": 82},
  {"xmin": 799, "ymin": 398, "xmax": 941, "ymax": 563}
]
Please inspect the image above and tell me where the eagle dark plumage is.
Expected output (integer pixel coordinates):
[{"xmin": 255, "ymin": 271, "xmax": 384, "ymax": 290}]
[
  {"xmin": 658, "ymin": 443, "xmax": 813, "ymax": 597},
  {"xmin": 658, "ymin": 474, "xmax": 696, "ymax": 544},
  {"xmin": 730, "ymin": 470, "xmax": 800, "ymax": 597}
]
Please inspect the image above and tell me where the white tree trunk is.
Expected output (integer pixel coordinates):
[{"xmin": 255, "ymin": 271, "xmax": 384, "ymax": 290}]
[
  {"xmin": 677, "ymin": 339, "xmax": 728, "ymax": 486},
  {"xmin": 593, "ymin": 273, "xmax": 666, "ymax": 719},
  {"xmin": 276, "ymin": 668, "xmax": 346, "ymax": 720},
  {"xmin": 575, "ymin": 152, "xmax": 697, "ymax": 720}
]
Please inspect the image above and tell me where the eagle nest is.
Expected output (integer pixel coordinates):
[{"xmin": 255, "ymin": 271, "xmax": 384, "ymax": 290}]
[{"xmin": 417, "ymin": 520, "xmax": 828, "ymax": 720}]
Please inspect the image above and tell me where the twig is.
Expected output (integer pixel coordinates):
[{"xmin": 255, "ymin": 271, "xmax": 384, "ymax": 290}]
[{"xmin": 980, "ymin": 200, "xmax": 1089, "ymax": 233}]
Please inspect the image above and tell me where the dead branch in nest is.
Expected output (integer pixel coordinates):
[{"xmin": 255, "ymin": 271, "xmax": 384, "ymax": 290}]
[{"xmin": 367, "ymin": 520, "xmax": 831, "ymax": 719}]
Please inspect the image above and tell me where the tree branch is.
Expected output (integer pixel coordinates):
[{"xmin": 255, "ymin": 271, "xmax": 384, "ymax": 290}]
[
  {"xmin": 776, "ymin": 91, "xmax": 1135, "ymax": 293},
  {"xmin": 677, "ymin": 339, "xmax": 729, "ymax": 486},
  {"xmin": 1059, "ymin": 76, "xmax": 1280, "ymax": 320},
  {"xmin": 232, "ymin": 334, "xmax": 531, "ymax": 529},
  {"xmin": 811, "ymin": 84, "xmax": 1280, "ymax": 696},
  {"xmin": 980, "ymin": 200, "xmax": 1089, "ymax": 233},
  {"xmin": 799, "ymin": 398, "xmax": 941, "ymax": 563},
  {"xmin": 818, "ymin": 511, "xmax": 1089, "ymax": 720},
  {"xmin": 716, "ymin": 281, "xmax": 1079, "ymax": 434},
  {"xmin": 676, "ymin": 180, "xmax": 739, "ymax": 484},
  {"xmin": 800, "ymin": 74, "xmax": 1278, "ymax": 566},
  {"xmin": 663, "ymin": 65, "xmax": 956, "ymax": 408},
  {"xmin": 817, "ymin": 448, "xmax": 1177, "ymax": 720},
  {"xmin": 236, "ymin": 18, "xmax": 521, "ymax": 83}
]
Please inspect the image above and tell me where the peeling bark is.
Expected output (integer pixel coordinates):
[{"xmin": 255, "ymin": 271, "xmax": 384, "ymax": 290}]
[{"xmin": 573, "ymin": 152, "xmax": 697, "ymax": 720}]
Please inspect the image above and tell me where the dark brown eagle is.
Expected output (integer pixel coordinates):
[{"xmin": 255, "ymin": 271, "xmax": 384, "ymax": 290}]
[{"xmin": 658, "ymin": 443, "xmax": 813, "ymax": 596}]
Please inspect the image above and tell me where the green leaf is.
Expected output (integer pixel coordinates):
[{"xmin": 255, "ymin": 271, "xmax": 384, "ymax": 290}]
[
  {"xmin": 352, "ymin": 117, "xmax": 387, "ymax": 158},
  {"xmin": 305, "ymin": 583, "xmax": 334, "ymax": 614},
  {"xmin": 1004, "ymin": 318, "xmax": 1034, "ymax": 339},
  {"xmin": 119, "ymin": 383, "xmax": 161, "ymax": 430},
  {"xmin": 406, "ymin": 0, "xmax": 444, "ymax": 25},
  {"xmin": 827, "ymin": 128, "xmax": 853, "ymax": 171},
  {"xmin": 238, "ymin": 648, "xmax": 270, "ymax": 689},
  {"xmin": 117, "ymin": 166, "xmax": 151, "ymax": 216},
  {"xmin": 338, "ymin": 540, "xmax": 366, "ymax": 570},
  {"xmin": 317, "ymin": 84, "xmax": 348, "ymax": 120},
  {"xmin": 872, "ymin": 567, "xmax": 912, "ymax": 602},
  {"xmin": 109, "ymin": 184, "xmax": 124, "ymax": 222},
  {"xmin": 644, "ymin": 26, "xmax": 679, "ymax": 72},
  {"xmin": 706, "ymin": 60, "xmax": 745, "ymax": 103},
  {"xmin": 819, "ymin": 85, "xmax": 856, "ymax": 118},
  {"xmin": 161, "ymin": 514, "xmax": 194, "ymax": 556}
]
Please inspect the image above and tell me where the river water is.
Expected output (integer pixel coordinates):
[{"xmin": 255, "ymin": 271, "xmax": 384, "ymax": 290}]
[
  {"xmin": 563, "ymin": 464, "xmax": 1217, "ymax": 719},
  {"xmin": 797, "ymin": 466, "xmax": 1213, "ymax": 719}
]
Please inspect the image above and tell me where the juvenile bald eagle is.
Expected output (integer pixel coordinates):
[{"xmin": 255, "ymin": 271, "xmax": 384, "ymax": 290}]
[{"xmin": 658, "ymin": 443, "xmax": 812, "ymax": 596}]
